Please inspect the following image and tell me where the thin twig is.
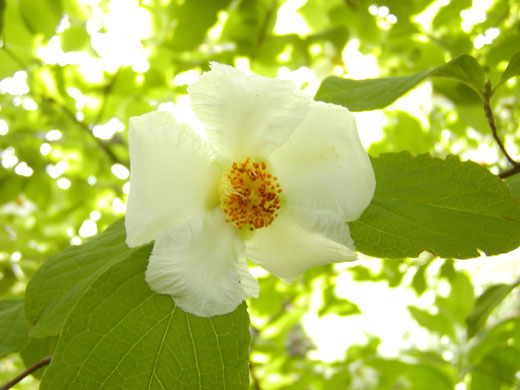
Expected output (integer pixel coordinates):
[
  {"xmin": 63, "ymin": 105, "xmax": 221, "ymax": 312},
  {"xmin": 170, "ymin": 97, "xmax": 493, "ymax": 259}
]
[
  {"xmin": 1, "ymin": 43, "xmax": 126, "ymax": 167},
  {"xmin": 95, "ymin": 69, "xmax": 121, "ymax": 125},
  {"xmin": 250, "ymin": 0, "xmax": 278, "ymax": 62},
  {"xmin": 0, "ymin": 356, "xmax": 51, "ymax": 390},
  {"xmin": 43, "ymin": 96, "xmax": 126, "ymax": 167},
  {"xmin": 483, "ymin": 81, "xmax": 520, "ymax": 169},
  {"xmin": 499, "ymin": 165, "xmax": 520, "ymax": 179},
  {"xmin": 1, "ymin": 46, "xmax": 31, "ymax": 69}
]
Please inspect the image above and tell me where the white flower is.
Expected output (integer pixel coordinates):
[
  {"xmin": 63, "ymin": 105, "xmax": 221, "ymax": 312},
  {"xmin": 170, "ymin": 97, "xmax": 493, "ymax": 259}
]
[{"xmin": 125, "ymin": 63, "xmax": 375, "ymax": 317}]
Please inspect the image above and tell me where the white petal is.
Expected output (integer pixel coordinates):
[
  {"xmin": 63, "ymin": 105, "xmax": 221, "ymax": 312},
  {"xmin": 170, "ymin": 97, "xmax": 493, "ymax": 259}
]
[
  {"xmin": 270, "ymin": 101, "xmax": 375, "ymax": 222},
  {"xmin": 286, "ymin": 205, "xmax": 355, "ymax": 250},
  {"xmin": 125, "ymin": 111, "xmax": 219, "ymax": 247},
  {"xmin": 145, "ymin": 210, "xmax": 259, "ymax": 317},
  {"xmin": 188, "ymin": 62, "xmax": 309, "ymax": 161},
  {"xmin": 245, "ymin": 214, "xmax": 356, "ymax": 284}
]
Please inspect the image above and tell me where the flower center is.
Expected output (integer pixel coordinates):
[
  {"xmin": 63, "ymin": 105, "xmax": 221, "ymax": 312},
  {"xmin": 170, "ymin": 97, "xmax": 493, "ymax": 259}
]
[{"xmin": 219, "ymin": 157, "xmax": 281, "ymax": 231}]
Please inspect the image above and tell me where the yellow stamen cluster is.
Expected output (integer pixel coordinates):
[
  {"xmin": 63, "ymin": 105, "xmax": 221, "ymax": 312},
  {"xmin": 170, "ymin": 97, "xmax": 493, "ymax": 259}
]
[{"xmin": 220, "ymin": 158, "xmax": 281, "ymax": 231}]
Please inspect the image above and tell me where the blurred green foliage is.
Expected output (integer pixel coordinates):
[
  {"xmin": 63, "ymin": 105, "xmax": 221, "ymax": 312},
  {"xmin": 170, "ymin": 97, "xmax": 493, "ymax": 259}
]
[{"xmin": 1, "ymin": 0, "xmax": 520, "ymax": 389}]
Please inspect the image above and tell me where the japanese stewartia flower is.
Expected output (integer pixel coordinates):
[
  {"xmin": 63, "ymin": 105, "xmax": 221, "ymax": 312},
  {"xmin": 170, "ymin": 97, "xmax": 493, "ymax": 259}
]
[{"xmin": 125, "ymin": 63, "xmax": 376, "ymax": 317}]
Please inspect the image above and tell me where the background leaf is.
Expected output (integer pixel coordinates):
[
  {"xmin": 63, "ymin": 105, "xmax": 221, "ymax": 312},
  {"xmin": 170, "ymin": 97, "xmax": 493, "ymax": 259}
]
[
  {"xmin": 315, "ymin": 54, "xmax": 485, "ymax": 111},
  {"xmin": 0, "ymin": 0, "xmax": 5, "ymax": 35},
  {"xmin": 168, "ymin": 0, "xmax": 231, "ymax": 51},
  {"xmin": 18, "ymin": 0, "xmax": 63, "ymax": 40},
  {"xmin": 0, "ymin": 299, "xmax": 28, "ymax": 358},
  {"xmin": 407, "ymin": 306, "xmax": 455, "ymax": 340},
  {"xmin": 466, "ymin": 280, "xmax": 520, "ymax": 338},
  {"xmin": 496, "ymin": 52, "xmax": 520, "ymax": 88},
  {"xmin": 315, "ymin": 70, "xmax": 430, "ymax": 111},
  {"xmin": 349, "ymin": 152, "xmax": 520, "ymax": 258}
]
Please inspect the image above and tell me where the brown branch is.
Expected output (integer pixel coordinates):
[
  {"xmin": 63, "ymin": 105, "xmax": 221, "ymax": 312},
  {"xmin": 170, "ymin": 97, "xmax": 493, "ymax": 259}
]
[
  {"xmin": 483, "ymin": 81, "xmax": 520, "ymax": 170},
  {"xmin": 0, "ymin": 356, "xmax": 51, "ymax": 390},
  {"xmin": 499, "ymin": 165, "xmax": 520, "ymax": 179}
]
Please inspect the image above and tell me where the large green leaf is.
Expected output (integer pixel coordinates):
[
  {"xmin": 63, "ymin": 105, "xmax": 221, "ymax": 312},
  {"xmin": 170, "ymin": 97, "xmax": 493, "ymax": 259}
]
[
  {"xmin": 315, "ymin": 54, "xmax": 485, "ymax": 111},
  {"xmin": 0, "ymin": 298, "xmax": 28, "ymax": 358},
  {"xmin": 349, "ymin": 152, "xmax": 520, "ymax": 259},
  {"xmin": 40, "ymin": 246, "xmax": 250, "ymax": 390},
  {"xmin": 25, "ymin": 219, "xmax": 141, "ymax": 337},
  {"xmin": 315, "ymin": 70, "xmax": 430, "ymax": 112},
  {"xmin": 466, "ymin": 279, "xmax": 520, "ymax": 339}
]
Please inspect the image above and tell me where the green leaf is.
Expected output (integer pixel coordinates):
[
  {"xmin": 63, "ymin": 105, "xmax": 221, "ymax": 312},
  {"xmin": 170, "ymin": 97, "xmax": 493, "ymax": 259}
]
[
  {"xmin": 40, "ymin": 247, "xmax": 250, "ymax": 390},
  {"xmin": 0, "ymin": 298, "xmax": 29, "ymax": 358},
  {"xmin": 405, "ymin": 363, "xmax": 455, "ymax": 390},
  {"xmin": 0, "ymin": 262, "xmax": 16, "ymax": 297},
  {"xmin": 25, "ymin": 219, "xmax": 141, "ymax": 337},
  {"xmin": 315, "ymin": 54, "xmax": 485, "ymax": 111},
  {"xmin": 496, "ymin": 52, "xmax": 520, "ymax": 89},
  {"xmin": 0, "ymin": 174, "xmax": 24, "ymax": 205},
  {"xmin": 469, "ymin": 318, "xmax": 520, "ymax": 365},
  {"xmin": 168, "ymin": 0, "xmax": 231, "ymax": 51},
  {"xmin": 221, "ymin": 0, "xmax": 277, "ymax": 56},
  {"xmin": 315, "ymin": 70, "xmax": 430, "ymax": 111},
  {"xmin": 60, "ymin": 24, "xmax": 90, "ymax": 52},
  {"xmin": 436, "ymin": 272, "xmax": 474, "ymax": 324},
  {"xmin": 368, "ymin": 111, "xmax": 437, "ymax": 155},
  {"xmin": 431, "ymin": 54, "xmax": 485, "ymax": 94},
  {"xmin": 369, "ymin": 358, "xmax": 456, "ymax": 390},
  {"xmin": 470, "ymin": 346, "xmax": 520, "ymax": 390},
  {"xmin": 466, "ymin": 279, "xmax": 520, "ymax": 339},
  {"xmin": 408, "ymin": 306, "xmax": 455, "ymax": 340},
  {"xmin": 319, "ymin": 284, "xmax": 360, "ymax": 317},
  {"xmin": 19, "ymin": 0, "xmax": 62, "ymax": 40},
  {"xmin": 432, "ymin": 0, "xmax": 471, "ymax": 30},
  {"xmin": 349, "ymin": 152, "xmax": 520, "ymax": 259},
  {"xmin": 0, "ymin": 0, "xmax": 6, "ymax": 35},
  {"xmin": 411, "ymin": 258, "xmax": 433, "ymax": 296}
]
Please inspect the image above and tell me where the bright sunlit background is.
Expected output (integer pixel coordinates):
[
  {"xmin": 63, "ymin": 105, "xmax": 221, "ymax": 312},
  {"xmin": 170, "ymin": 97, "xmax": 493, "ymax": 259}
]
[{"xmin": 1, "ymin": 0, "xmax": 520, "ymax": 388}]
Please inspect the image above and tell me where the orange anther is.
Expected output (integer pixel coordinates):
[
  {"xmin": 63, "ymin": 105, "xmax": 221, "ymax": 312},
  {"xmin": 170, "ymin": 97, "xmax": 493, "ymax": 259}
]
[{"xmin": 219, "ymin": 158, "xmax": 282, "ymax": 231}]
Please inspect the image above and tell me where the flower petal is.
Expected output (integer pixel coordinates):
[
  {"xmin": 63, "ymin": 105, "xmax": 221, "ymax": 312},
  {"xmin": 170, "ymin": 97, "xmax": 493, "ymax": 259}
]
[
  {"xmin": 270, "ymin": 101, "xmax": 376, "ymax": 222},
  {"xmin": 285, "ymin": 205, "xmax": 356, "ymax": 250},
  {"xmin": 145, "ymin": 209, "xmax": 259, "ymax": 317},
  {"xmin": 125, "ymin": 111, "xmax": 219, "ymax": 247},
  {"xmin": 188, "ymin": 62, "xmax": 309, "ymax": 161},
  {"xmin": 245, "ymin": 214, "xmax": 356, "ymax": 284}
]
